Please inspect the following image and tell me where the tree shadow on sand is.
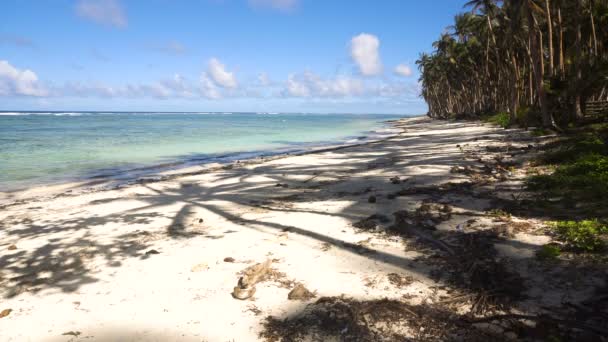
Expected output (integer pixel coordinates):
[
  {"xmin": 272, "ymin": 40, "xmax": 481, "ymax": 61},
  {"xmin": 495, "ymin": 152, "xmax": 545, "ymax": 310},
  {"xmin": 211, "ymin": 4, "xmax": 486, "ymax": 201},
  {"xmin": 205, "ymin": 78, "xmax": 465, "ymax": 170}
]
[{"xmin": 2, "ymin": 118, "xmax": 604, "ymax": 339}]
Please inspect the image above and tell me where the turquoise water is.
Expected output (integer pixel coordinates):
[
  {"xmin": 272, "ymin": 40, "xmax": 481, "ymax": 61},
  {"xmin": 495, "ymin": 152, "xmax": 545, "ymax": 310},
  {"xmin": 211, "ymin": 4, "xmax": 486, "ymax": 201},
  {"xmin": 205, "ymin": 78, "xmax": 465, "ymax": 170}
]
[{"xmin": 0, "ymin": 112, "xmax": 408, "ymax": 191}]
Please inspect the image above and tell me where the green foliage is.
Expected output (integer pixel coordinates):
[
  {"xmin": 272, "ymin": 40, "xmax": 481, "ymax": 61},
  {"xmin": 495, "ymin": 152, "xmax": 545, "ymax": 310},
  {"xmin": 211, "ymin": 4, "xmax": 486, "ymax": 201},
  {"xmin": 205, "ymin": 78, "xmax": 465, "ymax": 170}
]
[
  {"xmin": 418, "ymin": 0, "xmax": 608, "ymax": 126},
  {"xmin": 531, "ymin": 128, "xmax": 551, "ymax": 137},
  {"xmin": 528, "ymin": 154, "xmax": 608, "ymax": 200},
  {"xmin": 552, "ymin": 219, "xmax": 608, "ymax": 252},
  {"xmin": 539, "ymin": 134, "xmax": 608, "ymax": 164},
  {"xmin": 528, "ymin": 130, "xmax": 608, "ymax": 207},
  {"xmin": 483, "ymin": 112, "xmax": 511, "ymax": 128},
  {"xmin": 536, "ymin": 244, "xmax": 561, "ymax": 260},
  {"xmin": 516, "ymin": 106, "xmax": 531, "ymax": 127}
]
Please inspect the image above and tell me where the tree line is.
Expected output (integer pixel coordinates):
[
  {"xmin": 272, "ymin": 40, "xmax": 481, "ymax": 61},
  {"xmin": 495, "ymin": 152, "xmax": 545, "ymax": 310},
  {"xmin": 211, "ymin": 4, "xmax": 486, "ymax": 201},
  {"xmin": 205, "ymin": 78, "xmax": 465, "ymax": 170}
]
[{"xmin": 417, "ymin": 0, "xmax": 608, "ymax": 128}]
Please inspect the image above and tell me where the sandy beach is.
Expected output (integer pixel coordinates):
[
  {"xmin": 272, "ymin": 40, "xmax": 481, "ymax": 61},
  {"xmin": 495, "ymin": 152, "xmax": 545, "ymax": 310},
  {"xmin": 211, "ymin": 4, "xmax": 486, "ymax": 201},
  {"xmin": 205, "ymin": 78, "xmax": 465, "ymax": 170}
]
[{"xmin": 0, "ymin": 117, "xmax": 603, "ymax": 341}]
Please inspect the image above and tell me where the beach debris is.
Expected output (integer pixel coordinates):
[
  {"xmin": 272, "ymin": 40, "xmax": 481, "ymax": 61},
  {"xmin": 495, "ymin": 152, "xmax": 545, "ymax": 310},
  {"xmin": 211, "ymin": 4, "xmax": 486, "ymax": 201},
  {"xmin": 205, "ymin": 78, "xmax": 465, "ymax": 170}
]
[
  {"xmin": 320, "ymin": 242, "xmax": 332, "ymax": 251},
  {"xmin": 247, "ymin": 305, "xmax": 263, "ymax": 316},
  {"xmin": 191, "ymin": 263, "xmax": 209, "ymax": 272},
  {"xmin": 492, "ymin": 224, "xmax": 514, "ymax": 238},
  {"xmin": 275, "ymin": 183, "xmax": 289, "ymax": 188},
  {"xmin": 391, "ymin": 202, "xmax": 452, "ymax": 233},
  {"xmin": 288, "ymin": 283, "xmax": 316, "ymax": 301},
  {"xmin": 450, "ymin": 165, "xmax": 475, "ymax": 174},
  {"xmin": 417, "ymin": 202, "xmax": 452, "ymax": 223},
  {"xmin": 387, "ymin": 273, "xmax": 414, "ymax": 288},
  {"xmin": 342, "ymin": 238, "xmax": 375, "ymax": 255},
  {"xmin": 352, "ymin": 214, "xmax": 390, "ymax": 231},
  {"xmin": 145, "ymin": 249, "xmax": 160, "ymax": 255},
  {"xmin": 260, "ymin": 297, "xmax": 501, "ymax": 341},
  {"xmin": 62, "ymin": 331, "xmax": 81, "ymax": 337},
  {"xmin": 389, "ymin": 176, "xmax": 401, "ymax": 184},
  {"xmin": 224, "ymin": 257, "xmax": 236, "ymax": 263},
  {"xmin": 391, "ymin": 211, "xmax": 455, "ymax": 255},
  {"xmin": 7, "ymin": 244, "xmax": 17, "ymax": 250},
  {"xmin": 367, "ymin": 195, "xmax": 377, "ymax": 203},
  {"xmin": 232, "ymin": 260, "xmax": 272, "ymax": 300},
  {"xmin": 0, "ymin": 309, "xmax": 12, "ymax": 318}
]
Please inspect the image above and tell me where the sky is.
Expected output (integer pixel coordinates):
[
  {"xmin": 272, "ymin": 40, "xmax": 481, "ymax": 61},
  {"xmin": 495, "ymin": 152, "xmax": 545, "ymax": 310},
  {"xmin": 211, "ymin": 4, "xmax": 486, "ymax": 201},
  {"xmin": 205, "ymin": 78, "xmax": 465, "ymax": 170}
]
[{"xmin": 0, "ymin": 0, "xmax": 464, "ymax": 114}]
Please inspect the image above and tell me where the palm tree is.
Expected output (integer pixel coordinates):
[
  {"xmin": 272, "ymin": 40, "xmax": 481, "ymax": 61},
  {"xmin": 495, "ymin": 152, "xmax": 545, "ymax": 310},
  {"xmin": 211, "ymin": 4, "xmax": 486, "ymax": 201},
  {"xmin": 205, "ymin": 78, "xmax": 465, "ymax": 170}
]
[{"xmin": 417, "ymin": 0, "xmax": 607, "ymax": 126}]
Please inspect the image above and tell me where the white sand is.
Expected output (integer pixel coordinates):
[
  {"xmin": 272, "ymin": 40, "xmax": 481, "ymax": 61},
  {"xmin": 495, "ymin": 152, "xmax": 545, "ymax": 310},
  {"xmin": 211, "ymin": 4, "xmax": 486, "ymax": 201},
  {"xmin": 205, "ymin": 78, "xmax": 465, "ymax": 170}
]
[{"xmin": 0, "ymin": 117, "xmax": 568, "ymax": 341}]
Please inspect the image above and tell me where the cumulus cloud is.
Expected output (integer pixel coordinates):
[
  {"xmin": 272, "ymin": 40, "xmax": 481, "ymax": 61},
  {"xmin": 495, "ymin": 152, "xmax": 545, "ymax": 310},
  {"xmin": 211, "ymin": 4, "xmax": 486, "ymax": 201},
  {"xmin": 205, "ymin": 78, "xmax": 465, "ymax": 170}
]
[
  {"xmin": 283, "ymin": 72, "xmax": 364, "ymax": 98},
  {"xmin": 0, "ymin": 60, "xmax": 47, "ymax": 96},
  {"xmin": 248, "ymin": 0, "xmax": 299, "ymax": 11},
  {"xmin": 206, "ymin": 58, "xmax": 238, "ymax": 89},
  {"xmin": 199, "ymin": 75, "xmax": 222, "ymax": 99},
  {"xmin": 257, "ymin": 72, "xmax": 270, "ymax": 86},
  {"xmin": 394, "ymin": 63, "xmax": 413, "ymax": 77},
  {"xmin": 285, "ymin": 74, "xmax": 310, "ymax": 97},
  {"xmin": 350, "ymin": 33, "xmax": 382, "ymax": 76},
  {"xmin": 371, "ymin": 81, "xmax": 420, "ymax": 98},
  {"xmin": 76, "ymin": 0, "xmax": 127, "ymax": 28}
]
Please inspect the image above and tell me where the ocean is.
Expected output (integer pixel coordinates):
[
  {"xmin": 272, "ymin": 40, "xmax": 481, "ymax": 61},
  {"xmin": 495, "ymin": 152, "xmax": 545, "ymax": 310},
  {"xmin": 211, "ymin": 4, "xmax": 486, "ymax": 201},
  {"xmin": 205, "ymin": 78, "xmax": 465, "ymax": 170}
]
[{"xmin": 0, "ymin": 112, "xmax": 410, "ymax": 191}]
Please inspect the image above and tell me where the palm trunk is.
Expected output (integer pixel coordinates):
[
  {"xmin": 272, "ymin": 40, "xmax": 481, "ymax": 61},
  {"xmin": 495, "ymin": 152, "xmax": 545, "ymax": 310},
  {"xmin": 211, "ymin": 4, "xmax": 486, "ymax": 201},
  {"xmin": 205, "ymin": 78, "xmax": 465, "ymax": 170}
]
[
  {"xmin": 545, "ymin": 0, "xmax": 554, "ymax": 77},
  {"xmin": 510, "ymin": 54, "xmax": 519, "ymax": 122},
  {"xmin": 590, "ymin": 0, "xmax": 598, "ymax": 57},
  {"xmin": 574, "ymin": 0, "xmax": 584, "ymax": 120},
  {"xmin": 557, "ymin": 6, "xmax": 564, "ymax": 77},
  {"xmin": 529, "ymin": 11, "xmax": 553, "ymax": 127}
]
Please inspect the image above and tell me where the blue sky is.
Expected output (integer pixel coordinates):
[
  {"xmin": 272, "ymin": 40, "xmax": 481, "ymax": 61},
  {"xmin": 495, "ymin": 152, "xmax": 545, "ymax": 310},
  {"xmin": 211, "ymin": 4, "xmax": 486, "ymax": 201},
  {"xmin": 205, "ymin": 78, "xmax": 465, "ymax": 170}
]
[{"xmin": 1, "ymin": 0, "xmax": 464, "ymax": 114}]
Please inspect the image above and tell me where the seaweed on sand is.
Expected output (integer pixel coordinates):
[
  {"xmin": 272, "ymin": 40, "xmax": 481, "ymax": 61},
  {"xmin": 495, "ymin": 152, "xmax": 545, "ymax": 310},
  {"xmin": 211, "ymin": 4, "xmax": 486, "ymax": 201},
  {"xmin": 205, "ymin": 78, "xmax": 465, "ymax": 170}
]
[{"xmin": 260, "ymin": 297, "xmax": 501, "ymax": 342}]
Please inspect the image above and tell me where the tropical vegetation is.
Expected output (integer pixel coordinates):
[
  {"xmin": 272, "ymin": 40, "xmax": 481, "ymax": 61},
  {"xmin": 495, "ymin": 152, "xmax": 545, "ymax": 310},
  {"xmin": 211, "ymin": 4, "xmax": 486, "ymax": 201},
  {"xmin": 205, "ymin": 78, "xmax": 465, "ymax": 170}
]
[{"xmin": 417, "ymin": 0, "xmax": 608, "ymax": 128}]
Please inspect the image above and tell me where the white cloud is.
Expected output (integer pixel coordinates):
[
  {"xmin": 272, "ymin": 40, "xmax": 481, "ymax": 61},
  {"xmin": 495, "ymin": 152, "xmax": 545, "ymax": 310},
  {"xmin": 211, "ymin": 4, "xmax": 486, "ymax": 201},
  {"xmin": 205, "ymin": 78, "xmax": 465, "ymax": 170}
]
[
  {"xmin": 285, "ymin": 74, "xmax": 310, "ymax": 97},
  {"xmin": 248, "ymin": 0, "xmax": 299, "ymax": 11},
  {"xmin": 206, "ymin": 58, "xmax": 238, "ymax": 89},
  {"xmin": 371, "ymin": 81, "xmax": 420, "ymax": 98},
  {"xmin": 394, "ymin": 63, "xmax": 413, "ymax": 77},
  {"xmin": 0, "ymin": 60, "xmax": 47, "ymax": 96},
  {"xmin": 283, "ymin": 72, "xmax": 364, "ymax": 98},
  {"xmin": 350, "ymin": 33, "xmax": 382, "ymax": 76},
  {"xmin": 199, "ymin": 75, "xmax": 222, "ymax": 99},
  {"xmin": 76, "ymin": 0, "xmax": 127, "ymax": 28},
  {"xmin": 257, "ymin": 72, "xmax": 270, "ymax": 86}
]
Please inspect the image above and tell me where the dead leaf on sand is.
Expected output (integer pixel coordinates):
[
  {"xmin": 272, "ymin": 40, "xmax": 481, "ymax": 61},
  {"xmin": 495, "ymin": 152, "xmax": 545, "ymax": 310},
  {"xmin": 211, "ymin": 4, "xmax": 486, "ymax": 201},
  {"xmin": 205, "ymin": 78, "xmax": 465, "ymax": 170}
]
[
  {"xmin": 387, "ymin": 273, "xmax": 414, "ymax": 288},
  {"xmin": 288, "ymin": 284, "xmax": 316, "ymax": 301},
  {"xmin": 7, "ymin": 245, "xmax": 17, "ymax": 250},
  {"xmin": 62, "ymin": 331, "xmax": 81, "ymax": 337},
  {"xmin": 0, "ymin": 308, "xmax": 12, "ymax": 318},
  {"xmin": 191, "ymin": 263, "xmax": 209, "ymax": 272}
]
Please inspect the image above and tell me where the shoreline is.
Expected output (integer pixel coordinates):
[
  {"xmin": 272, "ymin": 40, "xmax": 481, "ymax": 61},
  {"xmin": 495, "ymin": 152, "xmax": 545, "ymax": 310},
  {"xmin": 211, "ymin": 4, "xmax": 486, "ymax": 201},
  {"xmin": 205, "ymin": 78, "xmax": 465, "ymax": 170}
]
[
  {"xmin": 0, "ymin": 118, "xmax": 411, "ymax": 207},
  {"xmin": 3, "ymin": 116, "xmax": 603, "ymax": 341}
]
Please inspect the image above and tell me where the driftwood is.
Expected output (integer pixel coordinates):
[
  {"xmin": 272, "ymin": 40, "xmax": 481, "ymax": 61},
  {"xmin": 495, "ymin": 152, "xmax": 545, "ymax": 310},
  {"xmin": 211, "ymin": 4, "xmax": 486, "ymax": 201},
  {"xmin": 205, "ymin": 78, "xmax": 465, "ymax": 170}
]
[{"xmin": 232, "ymin": 259, "xmax": 272, "ymax": 300}]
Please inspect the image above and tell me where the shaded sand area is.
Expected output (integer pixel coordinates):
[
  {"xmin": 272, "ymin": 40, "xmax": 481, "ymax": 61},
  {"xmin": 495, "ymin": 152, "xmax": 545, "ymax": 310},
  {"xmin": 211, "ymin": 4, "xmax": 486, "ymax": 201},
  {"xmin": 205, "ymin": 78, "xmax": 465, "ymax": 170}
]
[{"xmin": 1, "ymin": 117, "xmax": 605, "ymax": 341}]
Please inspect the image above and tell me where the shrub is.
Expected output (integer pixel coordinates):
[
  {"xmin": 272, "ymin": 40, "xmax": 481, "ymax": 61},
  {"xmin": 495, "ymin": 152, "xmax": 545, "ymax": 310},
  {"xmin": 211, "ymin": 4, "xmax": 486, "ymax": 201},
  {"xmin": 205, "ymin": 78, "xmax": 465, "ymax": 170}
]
[
  {"xmin": 528, "ymin": 154, "xmax": 608, "ymax": 200},
  {"xmin": 539, "ymin": 135, "xmax": 608, "ymax": 164},
  {"xmin": 516, "ymin": 106, "xmax": 530, "ymax": 127},
  {"xmin": 536, "ymin": 244, "xmax": 561, "ymax": 260},
  {"xmin": 552, "ymin": 219, "xmax": 608, "ymax": 252},
  {"xmin": 484, "ymin": 112, "xmax": 511, "ymax": 128}
]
